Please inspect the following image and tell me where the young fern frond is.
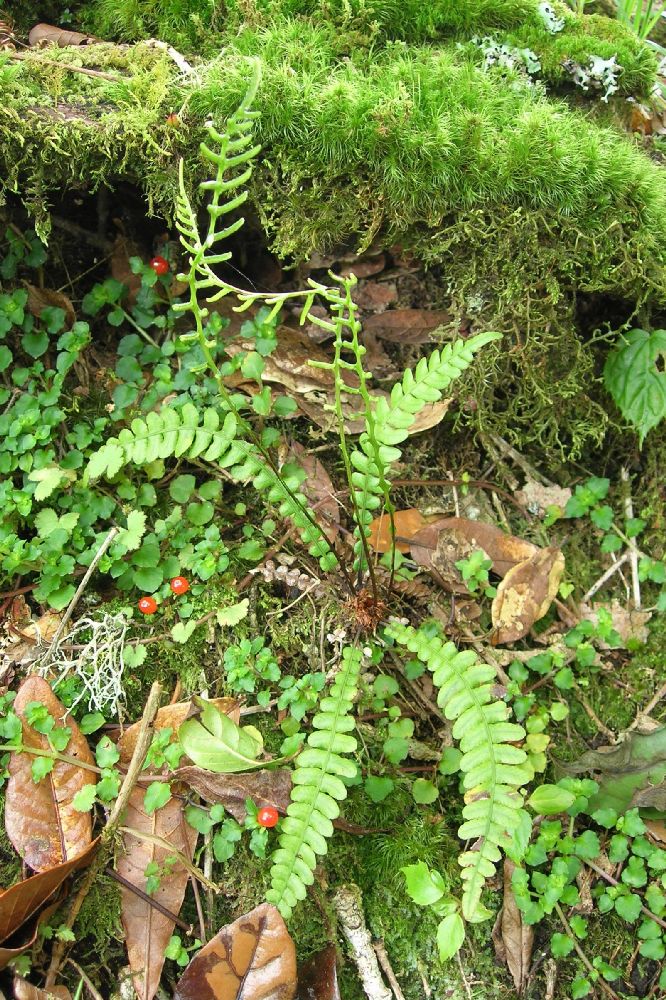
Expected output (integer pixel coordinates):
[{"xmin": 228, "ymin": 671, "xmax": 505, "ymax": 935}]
[
  {"xmin": 349, "ymin": 331, "xmax": 501, "ymax": 570},
  {"xmin": 386, "ymin": 621, "xmax": 531, "ymax": 923},
  {"xmin": 266, "ymin": 645, "xmax": 362, "ymax": 918}
]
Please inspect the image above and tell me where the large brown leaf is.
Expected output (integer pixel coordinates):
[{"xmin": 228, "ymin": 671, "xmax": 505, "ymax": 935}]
[
  {"xmin": 368, "ymin": 509, "xmax": 435, "ymax": 554},
  {"xmin": 175, "ymin": 767, "xmax": 292, "ymax": 824},
  {"xmin": 118, "ymin": 790, "xmax": 198, "ymax": 1000},
  {"xmin": 0, "ymin": 840, "xmax": 98, "ymax": 967},
  {"xmin": 297, "ymin": 945, "xmax": 341, "ymax": 1000},
  {"xmin": 491, "ymin": 546, "xmax": 564, "ymax": 645},
  {"xmin": 410, "ymin": 517, "xmax": 538, "ymax": 590},
  {"xmin": 5, "ymin": 678, "xmax": 96, "ymax": 871},
  {"xmin": 118, "ymin": 698, "xmax": 240, "ymax": 766},
  {"xmin": 492, "ymin": 861, "xmax": 533, "ymax": 994},
  {"xmin": 173, "ymin": 903, "xmax": 297, "ymax": 1000}
]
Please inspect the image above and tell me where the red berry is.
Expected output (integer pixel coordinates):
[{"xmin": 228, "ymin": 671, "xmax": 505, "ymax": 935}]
[
  {"xmin": 149, "ymin": 255, "xmax": 169, "ymax": 276},
  {"xmin": 138, "ymin": 596, "xmax": 158, "ymax": 615},
  {"xmin": 257, "ymin": 806, "xmax": 279, "ymax": 828},
  {"xmin": 170, "ymin": 576, "xmax": 190, "ymax": 595}
]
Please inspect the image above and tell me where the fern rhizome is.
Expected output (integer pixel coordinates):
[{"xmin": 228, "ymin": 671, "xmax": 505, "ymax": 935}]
[{"xmin": 83, "ymin": 60, "xmax": 528, "ymax": 945}]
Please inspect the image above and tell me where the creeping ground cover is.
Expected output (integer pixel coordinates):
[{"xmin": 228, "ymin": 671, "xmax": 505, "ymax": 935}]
[{"xmin": 0, "ymin": 1, "xmax": 665, "ymax": 998}]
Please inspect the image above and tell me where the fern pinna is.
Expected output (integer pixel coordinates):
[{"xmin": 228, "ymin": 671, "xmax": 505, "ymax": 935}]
[
  {"xmin": 386, "ymin": 621, "xmax": 531, "ymax": 922},
  {"xmin": 266, "ymin": 645, "xmax": 362, "ymax": 918}
]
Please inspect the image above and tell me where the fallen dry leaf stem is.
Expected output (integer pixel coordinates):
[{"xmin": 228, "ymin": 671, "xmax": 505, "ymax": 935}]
[
  {"xmin": 118, "ymin": 828, "xmax": 219, "ymax": 892},
  {"xmin": 584, "ymin": 860, "xmax": 666, "ymax": 931},
  {"xmin": 105, "ymin": 867, "xmax": 193, "ymax": 933},
  {"xmin": 45, "ymin": 682, "xmax": 162, "ymax": 987},
  {"xmin": 0, "ymin": 744, "xmax": 102, "ymax": 775}
]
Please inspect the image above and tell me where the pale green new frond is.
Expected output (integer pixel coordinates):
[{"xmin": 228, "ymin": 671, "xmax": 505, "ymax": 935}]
[
  {"xmin": 266, "ymin": 646, "xmax": 362, "ymax": 918},
  {"xmin": 350, "ymin": 331, "xmax": 500, "ymax": 568},
  {"xmin": 386, "ymin": 621, "xmax": 530, "ymax": 922}
]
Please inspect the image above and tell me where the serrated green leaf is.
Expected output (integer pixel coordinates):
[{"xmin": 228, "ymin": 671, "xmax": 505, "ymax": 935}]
[{"xmin": 605, "ymin": 329, "xmax": 666, "ymax": 445}]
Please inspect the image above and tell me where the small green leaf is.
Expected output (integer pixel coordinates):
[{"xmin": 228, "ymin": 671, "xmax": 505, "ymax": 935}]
[
  {"xmin": 22, "ymin": 329, "xmax": 49, "ymax": 358},
  {"xmin": 144, "ymin": 781, "xmax": 172, "ymax": 814},
  {"xmin": 604, "ymin": 328, "xmax": 666, "ymax": 445},
  {"xmin": 31, "ymin": 756, "xmax": 55, "ymax": 782},
  {"xmin": 364, "ymin": 776, "xmax": 394, "ymax": 803},
  {"xmin": 116, "ymin": 510, "xmax": 147, "ymax": 552},
  {"xmin": 171, "ymin": 621, "xmax": 197, "ymax": 644},
  {"xmin": 412, "ymin": 779, "xmax": 439, "ymax": 805},
  {"xmin": 72, "ymin": 784, "xmax": 97, "ymax": 813},
  {"xmin": 402, "ymin": 861, "xmax": 445, "ymax": 906},
  {"xmin": 550, "ymin": 932, "xmax": 574, "ymax": 958},
  {"xmin": 216, "ymin": 599, "xmax": 249, "ymax": 627},
  {"xmin": 614, "ymin": 893, "xmax": 642, "ymax": 923},
  {"xmin": 436, "ymin": 913, "xmax": 465, "ymax": 962},
  {"xmin": 527, "ymin": 785, "xmax": 576, "ymax": 815}
]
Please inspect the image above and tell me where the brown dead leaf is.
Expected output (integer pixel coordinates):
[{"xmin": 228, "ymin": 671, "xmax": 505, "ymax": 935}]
[
  {"xmin": 28, "ymin": 24, "xmax": 98, "ymax": 46},
  {"xmin": 491, "ymin": 546, "xmax": 565, "ymax": 645},
  {"xmin": 175, "ymin": 767, "xmax": 292, "ymax": 823},
  {"xmin": 118, "ymin": 790, "xmax": 198, "ymax": 1000},
  {"xmin": 118, "ymin": 698, "xmax": 239, "ymax": 766},
  {"xmin": 354, "ymin": 281, "xmax": 397, "ymax": 312},
  {"xmin": 406, "ymin": 398, "xmax": 451, "ymax": 436},
  {"xmin": 645, "ymin": 819, "xmax": 666, "ymax": 845},
  {"xmin": 369, "ymin": 509, "xmax": 435, "ymax": 553},
  {"xmin": 492, "ymin": 862, "xmax": 533, "ymax": 994},
  {"xmin": 25, "ymin": 285, "xmax": 75, "ymax": 330},
  {"xmin": 514, "ymin": 480, "xmax": 572, "ymax": 517},
  {"xmin": 13, "ymin": 976, "xmax": 72, "ymax": 999},
  {"xmin": 5, "ymin": 678, "xmax": 96, "ymax": 871},
  {"xmin": 340, "ymin": 254, "xmax": 386, "ymax": 279},
  {"xmin": 361, "ymin": 331, "xmax": 397, "ymax": 380},
  {"xmin": 2, "ymin": 610, "xmax": 62, "ymax": 670},
  {"xmin": 287, "ymin": 442, "xmax": 339, "ymax": 543},
  {"xmin": 363, "ymin": 308, "xmax": 451, "ymax": 344},
  {"xmin": 0, "ymin": 840, "xmax": 98, "ymax": 965},
  {"xmin": 173, "ymin": 902, "xmax": 297, "ymax": 1000},
  {"xmin": 297, "ymin": 945, "xmax": 341, "ymax": 1000},
  {"xmin": 410, "ymin": 517, "xmax": 538, "ymax": 592},
  {"xmin": 580, "ymin": 600, "xmax": 652, "ymax": 647}
]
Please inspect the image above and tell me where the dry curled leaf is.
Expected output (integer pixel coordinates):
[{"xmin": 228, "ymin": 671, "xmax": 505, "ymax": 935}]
[
  {"xmin": 13, "ymin": 975, "xmax": 72, "ymax": 999},
  {"xmin": 175, "ymin": 767, "xmax": 292, "ymax": 823},
  {"xmin": 28, "ymin": 23, "xmax": 98, "ymax": 46},
  {"xmin": 2, "ymin": 610, "xmax": 62, "ymax": 671},
  {"xmin": 580, "ymin": 599, "xmax": 652, "ymax": 647},
  {"xmin": 363, "ymin": 308, "xmax": 451, "ymax": 344},
  {"xmin": 0, "ymin": 840, "xmax": 98, "ymax": 967},
  {"xmin": 287, "ymin": 442, "xmax": 339, "ymax": 543},
  {"xmin": 492, "ymin": 861, "xmax": 533, "ymax": 994},
  {"xmin": 118, "ymin": 791, "xmax": 198, "ymax": 1000},
  {"xmin": 173, "ymin": 902, "xmax": 297, "ymax": 1000},
  {"xmin": 297, "ymin": 945, "xmax": 341, "ymax": 1000},
  {"xmin": 25, "ymin": 285, "xmax": 75, "ymax": 330},
  {"xmin": 410, "ymin": 517, "xmax": 538, "ymax": 593},
  {"xmin": 491, "ymin": 546, "xmax": 564, "ymax": 645},
  {"xmin": 5, "ymin": 678, "xmax": 96, "ymax": 871},
  {"xmin": 118, "ymin": 697, "xmax": 239, "ymax": 766},
  {"xmin": 514, "ymin": 479, "xmax": 572, "ymax": 516}
]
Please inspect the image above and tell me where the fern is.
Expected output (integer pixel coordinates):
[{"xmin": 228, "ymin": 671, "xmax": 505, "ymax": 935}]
[
  {"xmin": 350, "ymin": 330, "xmax": 501, "ymax": 569},
  {"xmin": 386, "ymin": 620, "xmax": 531, "ymax": 922},
  {"xmin": 266, "ymin": 645, "xmax": 362, "ymax": 918}
]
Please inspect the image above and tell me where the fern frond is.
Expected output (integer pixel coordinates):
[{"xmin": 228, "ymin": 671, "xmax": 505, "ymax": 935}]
[
  {"xmin": 266, "ymin": 645, "xmax": 362, "ymax": 918},
  {"xmin": 350, "ymin": 331, "xmax": 501, "ymax": 569},
  {"xmin": 386, "ymin": 621, "xmax": 530, "ymax": 922},
  {"xmin": 84, "ymin": 404, "xmax": 240, "ymax": 481}
]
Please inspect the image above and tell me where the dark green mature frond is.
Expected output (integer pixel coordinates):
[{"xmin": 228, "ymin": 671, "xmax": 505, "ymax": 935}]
[{"xmin": 387, "ymin": 621, "xmax": 531, "ymax": 921}]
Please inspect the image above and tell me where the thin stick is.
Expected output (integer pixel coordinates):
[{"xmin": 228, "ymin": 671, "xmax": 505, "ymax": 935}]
[
  {"xmin": 65, "ymin": 957, "xmax": 106, "ymax": 1000},
  {"xmin": 373, "ymin": 941, "xmax": 407, "ymax": 1000},
  {"xmin": 9, "ymin": 51, "xmax": 119, "ymax": 80},
  {"xmin": 627, "ymin": 681, "xmax": 666, "ymax": 732},
  {"xmin": 582, "ymin": 552, "xmax": 630, "ymax": 603},
  {"xmin": 45, "ymin": 527, "xmax": 118, "ymax": 656},
  {"xmin": 45, "ymin": 682, "xmax": 162, "ymax": 987},
  {"xmin": 574, "ymin": 685, "xmax": 616, "ymax": 741},
  {"xmin": 118, "ymin": 828, "xmax": 218, "ymax": 891},
  {"xmin": 621, "ymin": 468, "xmax": 641, "ymax": 609},
  {"xmin": 144, "ymin": 38, "xmax": 193, "ymax": 74},
  {"xmin": 106, "ymin": 867, "xmax": 193, "ymax": 933},
  {"xmin": 554, "ymin": 903, "xmax": 620, "ymax": 1000},
  {"xmin": 190, "ymin": 874, "xmax": 207, "ymax": 944},
  {"xmin": 584, "ymin": 859, "xmax": 666, "ymax": 931}
]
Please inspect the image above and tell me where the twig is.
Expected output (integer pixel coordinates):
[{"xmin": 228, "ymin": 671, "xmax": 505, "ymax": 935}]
[
  {"xmin": 456, "ymin": 952, "xmax": 473, "ymax": 1000},
  {"xmin": 118, "ymin": 828, "xmax": 219, "ymax": 891},
  {"xmin": 190, "ymin": 873, "xmax": 207, "ymax": 945},
  {"xmin": 45, "ymin": 527, "xmax": 118, "ymax": 656},
  {"xmin": 484, "ymin": 433, "xmax": 556, "ymax": 486},
  {"xmin": 621, "ymin": 468, "xmax": 641, "ymax": 609},
  {"xmin": 66, "ymin": 957, "xmax": 109, "ymax": 1000},
  {"xmin": 574, "ymin": 684, "xmax": 616, "ymax": 742},
  {"xmin": 627, "ymin": 681, "xmax": 666, "ymax": 732},
  {"xmin": 333, "ymin": 885, "xmax": 392, "ymax": 1000},
  {"xmin": 9, "ymin": 51, "xmax": 119, "ymax": 80},
  {"xmin": 373, "ymin": 942, "xmax": 406, "ymax": 1000},
  {"xmin": 45, "ymin": 682, "xmax": 162, "ymax": 987},
  {"xmin": 106, "ymin": 867, "xmax": 193, "ymax": 933},
  {"xmin": 144, "ymin": 38, "xmax": 193, "ymax": 74},
  {"xmin": 584, "ymin": 859, "xmax": 666, "ymax": 931},
  {"xmin": 554, "ymin": 903, "xmax": 621, "ymax": 1000},
  {"xmin": 582, "ymin": 552, "xmax": 630, "ymax": 604}
]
